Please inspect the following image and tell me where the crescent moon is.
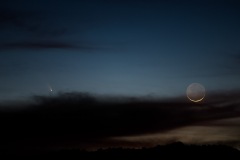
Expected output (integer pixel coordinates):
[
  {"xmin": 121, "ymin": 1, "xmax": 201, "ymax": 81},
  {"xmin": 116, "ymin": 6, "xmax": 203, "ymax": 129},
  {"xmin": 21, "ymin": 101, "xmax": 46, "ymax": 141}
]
[
  {"xmin": 187, "ymin": 95, "xmax": 205, "ymax": 103},
  {"xmin": 186, "ymin": 83, "xmax": 205, "ymax": 103}
]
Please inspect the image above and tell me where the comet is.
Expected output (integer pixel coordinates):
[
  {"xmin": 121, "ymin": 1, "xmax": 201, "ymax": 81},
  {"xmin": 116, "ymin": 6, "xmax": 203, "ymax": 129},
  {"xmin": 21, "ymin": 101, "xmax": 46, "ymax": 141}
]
[{"xmin": 48, "ymin": 84, "xmax": 53, "ymax": 92}]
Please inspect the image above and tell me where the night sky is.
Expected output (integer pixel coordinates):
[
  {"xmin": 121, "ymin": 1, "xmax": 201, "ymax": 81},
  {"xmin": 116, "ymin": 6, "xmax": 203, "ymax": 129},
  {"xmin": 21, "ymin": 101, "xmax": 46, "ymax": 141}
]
[{"xmin": 1, "ymin": 0, "xmax": 240, "ymax": 151}]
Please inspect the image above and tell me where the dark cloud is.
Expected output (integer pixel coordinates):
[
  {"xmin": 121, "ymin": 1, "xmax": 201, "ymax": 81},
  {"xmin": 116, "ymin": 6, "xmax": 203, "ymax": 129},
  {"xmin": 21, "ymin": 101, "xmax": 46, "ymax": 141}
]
[
  {"xmin": 0, "ymin": 9, "xmax": 35, "ymax": 28},
  {"xmin": 0, "ymin": 8, "xmax": 117, "ymax": 52},
  {"xmin": 231, "ymin": 53, "xmax": 240, "ymax": 66},
  {"xmin": 0, "ymin": 91, "xmax": 240, "ymax": 149},
  {"xmin": 193, "ymin": 52, "xmax": 240, "ymax": 78},
  {"xmin": 0, "ymin": 9, "xmax": 110, "ymax": 51},
  {"xmin": 216, "ymin": 52, "xmax": 240, "ymax": 76},
  {"xmin": 0, "ymin": 41, "xmax": 105, "ymax": 50},
  {"xmin": 0, "ymin": 9, "xmax": 67, "ymax": 37}
]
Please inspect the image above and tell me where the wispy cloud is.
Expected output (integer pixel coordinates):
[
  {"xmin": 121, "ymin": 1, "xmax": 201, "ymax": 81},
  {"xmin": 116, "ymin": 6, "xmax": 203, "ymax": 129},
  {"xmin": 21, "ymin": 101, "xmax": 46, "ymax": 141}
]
[
  {"xmin": 0, "ymin": 7, "xmax": 121, "ymax": 53},
  {"xmin": 0, "ymin": 41, "xmax": 108, "ymax": 51},
  {"xmin": 0, "ymin": 41, "xmax": 77, "ymax": 50},
  {"xmin": 0, "ymin": 9, "xmax": 67, "ymax": 37}
]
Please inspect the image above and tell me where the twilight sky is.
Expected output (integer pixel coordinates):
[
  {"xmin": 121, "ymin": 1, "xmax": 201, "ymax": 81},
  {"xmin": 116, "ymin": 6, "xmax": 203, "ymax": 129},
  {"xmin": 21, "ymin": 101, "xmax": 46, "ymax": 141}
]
[
  {"xmin": 1, "ymin": 0, "xmax": 240, "ymax": 151},
  {"xmin": 1, "ymin": 0, "xmax": 240, "ymax": 101}
]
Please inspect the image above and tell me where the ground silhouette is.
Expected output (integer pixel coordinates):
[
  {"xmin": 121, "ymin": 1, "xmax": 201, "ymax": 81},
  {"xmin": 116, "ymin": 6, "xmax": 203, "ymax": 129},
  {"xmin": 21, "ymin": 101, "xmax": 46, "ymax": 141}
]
[
  {"xmin": 1, "ymin": 142, "xmax": 239, "ymax": 159},
  {"xmin": 1, "ymin": 93, "xmax": 240, "ymax": 159}
]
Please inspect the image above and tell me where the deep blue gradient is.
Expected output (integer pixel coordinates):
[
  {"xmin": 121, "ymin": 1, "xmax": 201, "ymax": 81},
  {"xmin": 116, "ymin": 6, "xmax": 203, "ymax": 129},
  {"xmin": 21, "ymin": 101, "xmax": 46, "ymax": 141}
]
[{"xmin": 1, "ymin": 0, "xmax": 240, "ymax": 101}]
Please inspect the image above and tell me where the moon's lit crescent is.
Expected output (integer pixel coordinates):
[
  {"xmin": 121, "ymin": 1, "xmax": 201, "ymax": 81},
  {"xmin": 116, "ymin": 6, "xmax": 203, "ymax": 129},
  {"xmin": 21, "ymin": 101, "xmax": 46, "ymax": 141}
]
[{"xmin": 187, "ymin": 96, "xmax": 205, "ymax": 103}]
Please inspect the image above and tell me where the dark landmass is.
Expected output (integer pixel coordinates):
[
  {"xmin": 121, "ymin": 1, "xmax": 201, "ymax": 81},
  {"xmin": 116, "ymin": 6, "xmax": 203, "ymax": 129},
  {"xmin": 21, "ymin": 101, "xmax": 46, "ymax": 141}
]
[
  {"xmin": 1, "ymin": 142, "xmax": 240, "ymax": 159},
  {"xmin": 0, "ymin": 92, "xmax": 240, "ymax": 158}
]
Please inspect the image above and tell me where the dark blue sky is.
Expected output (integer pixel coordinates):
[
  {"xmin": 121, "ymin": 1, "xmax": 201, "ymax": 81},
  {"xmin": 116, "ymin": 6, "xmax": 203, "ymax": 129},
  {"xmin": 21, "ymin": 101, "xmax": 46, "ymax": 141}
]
[{"xmin": 1, "ymin": 0, "xmax": 240, "ymax": 101}]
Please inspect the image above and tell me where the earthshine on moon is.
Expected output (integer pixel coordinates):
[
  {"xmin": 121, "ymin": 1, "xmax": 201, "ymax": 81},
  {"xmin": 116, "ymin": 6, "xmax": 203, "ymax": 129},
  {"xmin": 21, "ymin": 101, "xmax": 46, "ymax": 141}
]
[{"xmin": 186, "ymin": 83, "xmax": 205, "ymax": 102}]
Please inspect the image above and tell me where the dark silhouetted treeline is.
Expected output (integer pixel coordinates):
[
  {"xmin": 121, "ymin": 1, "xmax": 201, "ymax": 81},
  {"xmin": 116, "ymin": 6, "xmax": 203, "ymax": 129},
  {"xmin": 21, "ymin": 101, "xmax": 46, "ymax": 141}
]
[{"xmin": 1, "ymin": 142, "xmax": 240, "ymax": 159}]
